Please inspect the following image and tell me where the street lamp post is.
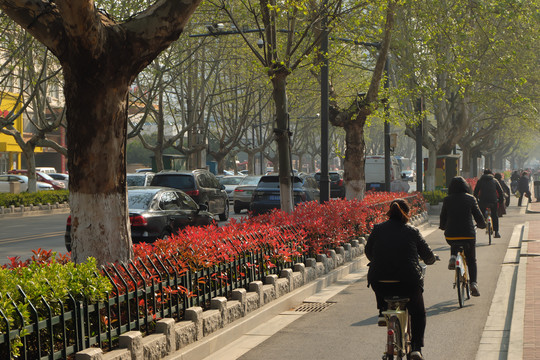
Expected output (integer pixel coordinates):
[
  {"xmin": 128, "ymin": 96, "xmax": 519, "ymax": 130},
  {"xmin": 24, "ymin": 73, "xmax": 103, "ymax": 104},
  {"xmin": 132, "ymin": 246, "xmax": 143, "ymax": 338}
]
[{"xmin": 319, "ymin": 1, "xmax": 330, "ymax": 203}]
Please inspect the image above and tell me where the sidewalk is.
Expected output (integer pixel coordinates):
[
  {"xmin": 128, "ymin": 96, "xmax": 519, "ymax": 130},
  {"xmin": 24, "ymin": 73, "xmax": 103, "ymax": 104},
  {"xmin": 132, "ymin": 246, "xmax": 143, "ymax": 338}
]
[{"xmin": 518, "ymin": 201, "xmax": 540, "ymax": 359}]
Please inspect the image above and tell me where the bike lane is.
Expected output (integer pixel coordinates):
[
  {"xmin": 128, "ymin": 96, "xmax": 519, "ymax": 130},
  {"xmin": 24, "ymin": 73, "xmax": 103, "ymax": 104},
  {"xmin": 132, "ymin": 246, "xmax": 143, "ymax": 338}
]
[{"xmin": 204, "ymin": 200, "xmax": 526, "ymax": 360}]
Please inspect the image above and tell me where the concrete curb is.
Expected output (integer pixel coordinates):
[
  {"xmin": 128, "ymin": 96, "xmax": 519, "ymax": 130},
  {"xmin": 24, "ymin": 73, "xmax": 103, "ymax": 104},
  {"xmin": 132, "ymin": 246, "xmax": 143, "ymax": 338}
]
[
  {"xmin": 0, "ymin": 203, "xmax": 70, "ymax": 218},
  {"xmin": 162, "ymin": 255, "xmax": 369, "ymax": 360},
  {"xmin": 507, "ymin": 222, "xmax": 528, "ymax": 360},
  {"xmin": 475, "ymin": 223, "xmax": 525, "ymax": 360}
]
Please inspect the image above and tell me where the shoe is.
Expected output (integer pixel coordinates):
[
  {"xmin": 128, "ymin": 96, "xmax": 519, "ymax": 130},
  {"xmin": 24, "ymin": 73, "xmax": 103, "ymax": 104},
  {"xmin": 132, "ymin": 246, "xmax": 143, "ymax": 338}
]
[
  {"xmin": 448, "ymin": 255, "xmax": 456, "ymax": 270},
  {"xmin": 378, "ymin": 316, "xmax": 386, "ymax": 327},
  {"xmin": 495, "ymin": 232, "xmax": 501, "ymax": 238},
  {"xmin": 471, "ymin": 282, "xmax": 480, "ymax": 297},
  {"xmin": 410, "ymin": 350, "xmax": 424, "ymax": 360}
]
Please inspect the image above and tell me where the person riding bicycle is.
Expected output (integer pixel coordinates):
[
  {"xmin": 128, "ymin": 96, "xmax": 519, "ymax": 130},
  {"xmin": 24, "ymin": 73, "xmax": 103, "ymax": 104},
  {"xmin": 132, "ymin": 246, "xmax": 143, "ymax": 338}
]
[
  {"xmin": 440, "ymin": 176, "xmax": 486, "ymax": 297},
  {"xmin": 473, "ymin": 169, "xmax": 504, "ymax": 238},
  {"xmin": 366, "ymin": 199, "xmax": 437, "ymax": 360}
]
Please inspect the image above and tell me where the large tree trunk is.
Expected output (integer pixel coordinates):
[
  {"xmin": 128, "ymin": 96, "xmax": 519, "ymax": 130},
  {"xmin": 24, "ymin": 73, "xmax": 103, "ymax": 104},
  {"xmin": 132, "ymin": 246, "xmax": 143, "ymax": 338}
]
[
  {"xmin": 22, "ymin": 147, "xmax": 37, "ymax": 192},
  {"xmin": 247, "ymin": 151, "xmax": 256, "ymax": 175},
  {"xmin": 271, "ymin": 72, "xmax": 293, "ymax": 213},
  {"xmin": 461, "ymin": 145, "xmax": 471, "ymax": 179},
  {"xmin": 425, "ymin": 147, "xmax": 437, "ymax": 191},
  {"xmin": 344, "ymin": 119, "xmax": 366, "ymax": 199},
  {"xmin": 66, "ymin": 72, "xmax": 132, "ymax": 265}
]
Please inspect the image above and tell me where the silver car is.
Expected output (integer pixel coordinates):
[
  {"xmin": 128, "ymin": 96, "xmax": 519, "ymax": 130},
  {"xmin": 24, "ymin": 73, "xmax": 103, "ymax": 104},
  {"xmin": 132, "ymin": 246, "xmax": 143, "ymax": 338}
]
[
  {"xmin": 0, "ymin": 174, "xmax": 54, "ymax": 192},
  {"xmin": 219, "ymin": 175, "xmax": 246, "ymax": 202},
  {"xmin": 232, "ymin": 175, "xmax": 262, "ymax": 214}
]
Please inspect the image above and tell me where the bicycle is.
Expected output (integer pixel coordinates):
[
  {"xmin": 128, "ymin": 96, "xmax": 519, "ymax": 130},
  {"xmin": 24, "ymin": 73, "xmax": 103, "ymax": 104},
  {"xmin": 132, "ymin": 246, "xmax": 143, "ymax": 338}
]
[
  {"xmin": 484, "ymin": 208, "xmax": 493, "ymax": 245},
  {"xmin": 381, "ymin": 295, "xmax": 411, "ymax": 360},
  {"xmin": 452, "ymin": 245, "xmax": 470, "ymax": 308}
]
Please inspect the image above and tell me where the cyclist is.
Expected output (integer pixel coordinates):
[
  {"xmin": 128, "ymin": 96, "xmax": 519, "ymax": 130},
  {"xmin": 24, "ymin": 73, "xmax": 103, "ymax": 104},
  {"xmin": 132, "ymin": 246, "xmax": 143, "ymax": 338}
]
[
  {"xmin": 473, "ymin": 169, "xmax": 504, "ymax": 238},
  {"xmin": 366, "ymin": 199, "xmax": 437, "ymax": 360},
  {"xmin": 440, "ymin": 176, "xmax": 486, "ymax": 296}
]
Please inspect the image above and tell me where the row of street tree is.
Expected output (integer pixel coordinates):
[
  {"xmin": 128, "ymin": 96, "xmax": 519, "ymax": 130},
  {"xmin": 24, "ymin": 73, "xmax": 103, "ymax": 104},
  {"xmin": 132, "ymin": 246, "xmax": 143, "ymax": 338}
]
[{"xmin": 0, "ymin": 0, "xmax": 538, "ymax": 265}]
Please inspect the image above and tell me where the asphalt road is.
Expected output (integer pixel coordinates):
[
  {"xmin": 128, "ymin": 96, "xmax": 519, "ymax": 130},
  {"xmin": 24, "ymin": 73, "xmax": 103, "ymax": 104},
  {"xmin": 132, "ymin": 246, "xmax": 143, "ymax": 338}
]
[
  {"xmin": 0, "ymin": 209, "xmax": 247, "ymax": 265},
  {"xmin": 236, "ymin": 201, "xmax": 525, "ymax": 360}
]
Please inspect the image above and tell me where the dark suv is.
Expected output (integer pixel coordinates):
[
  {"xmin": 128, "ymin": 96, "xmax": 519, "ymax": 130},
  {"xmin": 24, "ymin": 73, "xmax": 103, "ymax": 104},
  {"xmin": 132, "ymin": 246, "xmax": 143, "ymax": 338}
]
[
  {"xmin": 250, "ymin": 173, "xmax": 320, "ymax": 216},
  {"xmin": 150, "ymin": 169, "xmax": 229, "ymax": 221},
  {"xmin": 314, "ymin": 171, "xmax": 345, "ymax": 198}
]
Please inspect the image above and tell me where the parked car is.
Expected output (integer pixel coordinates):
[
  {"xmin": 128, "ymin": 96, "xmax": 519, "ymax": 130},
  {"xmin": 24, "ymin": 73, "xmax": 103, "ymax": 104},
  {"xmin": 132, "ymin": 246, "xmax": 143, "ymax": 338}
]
[
  {"xmin": 401, "ymin": 170, "xmax": 415, "ymax": 182},
  {"xmin": 314, "ymin": 171, "xmax": 345, "ymax": 198},
  {"xmin": 150, "ymin": 169, "xmax": 229, "ymax": 221},
  {"xmin": 0, "ymin": 174, "xmax": 53, "ymax": 192},
  {"xmin": 364, "ymin": 155, "xmax": 402, "ymax": 191},
  {"xmin": 36, "ymin": 167, "xmax": 57, "ymax": 174},
  {"xmin": 135, "ymin": 168, "xmax": 153, "ymax": 173},
  {"xmin": 8, "ymin": 169, "xmax": 66, "ymax": 190},
  {"xmin": 65, "ymin": 186, "xmax": 215, "ymax": 251},
  {"xmin": 250, "ymin": 173, "xmax": 320, "ymax": 216},
  {"xmin": 49, "ymin": 173, "xmax": 69, "ymax": 188},
  {"xmin": 127, "ymin": 172, "xmax": 154, "ymax": 187},
  {"xmin": 219, "ymin": 175, "xmax": 246, "ymax": 200},
  {"xmin": 232, "ymin": 175, "xmax": 262, "ymax": 214}
]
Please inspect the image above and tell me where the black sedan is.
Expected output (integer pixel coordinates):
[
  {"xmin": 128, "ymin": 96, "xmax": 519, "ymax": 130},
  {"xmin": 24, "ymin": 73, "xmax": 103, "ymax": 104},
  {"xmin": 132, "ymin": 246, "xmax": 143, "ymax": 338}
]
[{"xmin": 65, "ymin": 187, "xmax": 215, "ymax": 251}]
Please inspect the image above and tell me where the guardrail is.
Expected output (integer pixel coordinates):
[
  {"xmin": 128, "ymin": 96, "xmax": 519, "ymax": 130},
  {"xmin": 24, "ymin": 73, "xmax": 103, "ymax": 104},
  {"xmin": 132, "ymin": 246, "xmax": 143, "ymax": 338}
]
[{"xmin": 0, "ymin": 226, "xmax": 307, "ymax": 360}]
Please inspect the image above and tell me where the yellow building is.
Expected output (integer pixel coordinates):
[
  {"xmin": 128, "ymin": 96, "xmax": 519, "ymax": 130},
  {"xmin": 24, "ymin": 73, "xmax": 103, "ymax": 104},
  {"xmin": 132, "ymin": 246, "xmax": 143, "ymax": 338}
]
[{"xmin": 0, "ymin": 92, "xmax": 43, "ymax": 173}]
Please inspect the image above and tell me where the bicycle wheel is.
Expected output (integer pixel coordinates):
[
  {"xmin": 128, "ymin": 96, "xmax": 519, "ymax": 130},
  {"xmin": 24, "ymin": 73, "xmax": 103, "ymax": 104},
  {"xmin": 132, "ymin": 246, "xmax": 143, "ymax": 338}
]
[
  {"xmin": 456, "ymin": 268, "xmax": 464, "ymax": 308},
  {"xmin": 386, "ymin": 316, "xmax": 402, "ymax": 359}
]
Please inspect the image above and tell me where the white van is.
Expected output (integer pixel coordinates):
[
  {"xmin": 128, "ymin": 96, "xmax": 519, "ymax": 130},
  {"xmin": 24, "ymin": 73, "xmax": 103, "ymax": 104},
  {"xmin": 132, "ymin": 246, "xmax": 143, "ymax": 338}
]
[
  {"xmin": 365, "ymin": 155, "xmax": 402, "ymax": 191},
  {"xmin": 36, "ymin": 167, "xmax": 57, "ymax": 174}
]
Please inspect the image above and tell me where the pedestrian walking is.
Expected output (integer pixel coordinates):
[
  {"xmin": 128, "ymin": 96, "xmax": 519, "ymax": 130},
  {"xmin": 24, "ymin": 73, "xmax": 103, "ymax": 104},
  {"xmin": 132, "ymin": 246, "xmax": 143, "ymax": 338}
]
[
  {"xmin": 494, "ymin": 173, "xmax": 510, "ymax": 214},
  {"xmin": 473, "ymin": 169, "xmax": 504, "ymax": 238},
  {"xmin": 518, "ymin": 171, "xmax": 532, "ymax": 206}
]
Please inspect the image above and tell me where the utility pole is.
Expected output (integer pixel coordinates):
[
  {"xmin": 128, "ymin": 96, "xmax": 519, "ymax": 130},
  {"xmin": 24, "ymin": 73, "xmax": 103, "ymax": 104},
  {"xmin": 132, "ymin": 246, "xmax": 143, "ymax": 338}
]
[{"xmin": 415, "ymin": 97, "xmax": 423, "ymax": 192}]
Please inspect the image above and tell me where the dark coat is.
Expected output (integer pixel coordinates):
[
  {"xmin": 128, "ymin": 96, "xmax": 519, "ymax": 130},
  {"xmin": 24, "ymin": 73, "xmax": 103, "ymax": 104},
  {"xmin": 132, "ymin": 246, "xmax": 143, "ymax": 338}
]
[
  {"xmin": 366, "ymin": 219, "xmax": 436, "ymax": 289},
  {"xmin": 518, "ymin": 175, "xmax": 530, "ymax": 193},
  {"xmin": 474, "ymin": 174, "xmax": 504, "ymax": 205},
  {"xmin": 440, "ymin": 193, "xmax": 486, "ymax": 238}
]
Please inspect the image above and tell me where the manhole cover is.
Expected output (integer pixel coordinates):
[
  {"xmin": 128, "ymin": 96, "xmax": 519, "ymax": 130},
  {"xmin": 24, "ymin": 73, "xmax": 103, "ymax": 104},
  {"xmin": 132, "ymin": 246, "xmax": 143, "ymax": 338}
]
[{"xmin": 294, "ymin": 302, "xmax": 335, "ymax": 313}]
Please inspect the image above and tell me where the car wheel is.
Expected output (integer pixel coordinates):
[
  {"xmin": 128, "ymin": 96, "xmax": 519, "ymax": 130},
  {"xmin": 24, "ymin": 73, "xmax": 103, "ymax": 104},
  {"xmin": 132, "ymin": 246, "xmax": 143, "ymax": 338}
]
[
  {"xmin": 219, "ymin": 201, "xmax": 229, "ymax": 221},
  {"xmin": 234, "ymin": 201, "xmax": 242, "ymax": 214},
  {"xmin": 159, "ymin": 230, "xmax": 172, "ymax": 241}
]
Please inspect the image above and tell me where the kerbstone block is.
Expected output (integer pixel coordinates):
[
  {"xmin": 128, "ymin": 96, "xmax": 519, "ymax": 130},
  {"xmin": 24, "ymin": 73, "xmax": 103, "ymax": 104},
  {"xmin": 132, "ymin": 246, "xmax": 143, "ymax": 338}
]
[
  {"xmin": 185, "ymin": 307, "xmax": 203, "ymax": 340},
  {"xmin": 202, "ymin": 309, "xmax": 222, "ymax": 336},
  {"xmin": 174, "ymin": 321, "xmax": 197, "ymax": 349},
  {"xmin": 142, "ymin": 333, "xmax": 167, "ymax": 360},
  {"xmin": 119, "ymin": 331, "xmax": 143, "ymax": 360},
  {"xmin": 156, "ymin": 318, "xmax": 176, "ymax": 353}
]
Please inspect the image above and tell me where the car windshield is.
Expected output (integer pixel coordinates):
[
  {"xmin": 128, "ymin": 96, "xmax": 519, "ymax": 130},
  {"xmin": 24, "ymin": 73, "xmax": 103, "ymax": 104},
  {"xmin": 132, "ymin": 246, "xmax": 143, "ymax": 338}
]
[
  {"xmin": 220, "ymin": 176, "xmax": 244, "ymax": 185},
  {"xmin": 314, "ymin": 173, "xmax": 341, "ymax": 181},
  {"xmin": 152, "ymin": 174, "xmax": 195, "ymax": 189},
  {"xmin": 127, "ymin": 175, "xmax": 145, "ymax": 186},
  {"xmin": 240, "ymin": 176, "xmax": 262, "ymax": 185},
  {"xmin": 128, "ymin": 190, "xmax": 154, "ymax": 210},
  {"xmin": 258, "ymin": 176, "xmax": 302, "ymax": 188}
]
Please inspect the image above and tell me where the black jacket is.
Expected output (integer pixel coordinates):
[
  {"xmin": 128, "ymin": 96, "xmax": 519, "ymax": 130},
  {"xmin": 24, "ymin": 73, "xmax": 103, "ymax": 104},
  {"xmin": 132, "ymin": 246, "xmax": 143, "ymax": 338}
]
[
  {"xmin": 518, "ymin": 175, "xmax": 530, "ymax": 193},
  {"xmin": 474, "ymin": 174, "xmax": 504, "ymax": 204},
  {"xmin": 439, "ymin": 193, "xmax": 486, "ymax": 238},
  {"xmin": 366, "ymin": 219, "xmax": 436, "ymax": 288}
]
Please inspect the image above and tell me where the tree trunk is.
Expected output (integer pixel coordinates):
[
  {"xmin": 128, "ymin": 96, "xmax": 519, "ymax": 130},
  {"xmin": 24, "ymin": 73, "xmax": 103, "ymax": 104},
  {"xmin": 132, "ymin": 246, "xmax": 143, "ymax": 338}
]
[
  {"xmin": 153, "ymin": 148, "xmax": 164, "ymax": 172},
  {"xmin": 344, "ymin": 119, "xmax": 366, "ymax": 199},
  {"xmin": 66, "ymin": 74, "xmax": 132, "ymax": 265},
  {"xmin": 461, "ymin": 145, "xmax": 471, "ymax": 179},
  {"xmin": 271, "ymin": 72, "xmax": 293, "ymax": 213},
  {"xmin": 22, "ymin": 148, "xmax": 37, "ymax": 193},
  {"xmin": 247, "ymin": 151, "xmax": 256, "ymax": 175},
  {"xmin": 425, "ymin": 147, "xmax": 437, "ymax": 191}
]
